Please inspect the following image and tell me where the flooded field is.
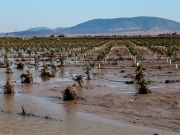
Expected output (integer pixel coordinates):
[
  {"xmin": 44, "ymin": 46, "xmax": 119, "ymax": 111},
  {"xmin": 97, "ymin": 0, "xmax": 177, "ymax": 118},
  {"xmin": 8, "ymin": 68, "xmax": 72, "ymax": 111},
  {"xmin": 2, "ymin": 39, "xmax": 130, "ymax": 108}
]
[
  {"xmin": 0, "ymin": 93, "xmax": 178, "ymax": 135},
  {"xmin": 0, "ymin": 38, "xmax": 180, "ymax": 134}
]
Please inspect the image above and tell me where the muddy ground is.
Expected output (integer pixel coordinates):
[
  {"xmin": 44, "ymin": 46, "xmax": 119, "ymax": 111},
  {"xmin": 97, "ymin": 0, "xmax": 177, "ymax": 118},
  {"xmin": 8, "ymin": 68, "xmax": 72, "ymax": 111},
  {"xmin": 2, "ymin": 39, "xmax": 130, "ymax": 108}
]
[{"xmin": 0, "ymin": 41, "xmax": 180, "ymax": 134}]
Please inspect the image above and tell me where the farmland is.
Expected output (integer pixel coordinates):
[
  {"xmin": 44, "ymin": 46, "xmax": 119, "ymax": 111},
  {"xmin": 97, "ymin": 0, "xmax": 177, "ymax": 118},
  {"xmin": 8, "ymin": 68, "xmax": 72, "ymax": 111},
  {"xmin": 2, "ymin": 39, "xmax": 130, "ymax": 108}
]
[{"xmin": 0, "ymin": 37, "xmax": 180, "ymax": 134}]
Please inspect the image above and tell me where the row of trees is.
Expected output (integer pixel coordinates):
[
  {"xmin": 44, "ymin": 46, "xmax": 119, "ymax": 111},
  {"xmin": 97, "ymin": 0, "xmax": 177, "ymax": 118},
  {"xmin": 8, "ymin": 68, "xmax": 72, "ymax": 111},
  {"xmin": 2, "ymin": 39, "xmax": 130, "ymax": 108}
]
[{"xmin": 131, "ymin": 39, "xmax": 180, "ymax": 61}]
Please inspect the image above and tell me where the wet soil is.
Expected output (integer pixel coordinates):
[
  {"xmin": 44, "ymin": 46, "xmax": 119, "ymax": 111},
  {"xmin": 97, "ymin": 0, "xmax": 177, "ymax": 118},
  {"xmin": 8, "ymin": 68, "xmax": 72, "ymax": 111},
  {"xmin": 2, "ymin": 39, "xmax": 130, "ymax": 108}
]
[{"xmin": 0, "ymin": 42, "xmax": 180, "ymax": 134}]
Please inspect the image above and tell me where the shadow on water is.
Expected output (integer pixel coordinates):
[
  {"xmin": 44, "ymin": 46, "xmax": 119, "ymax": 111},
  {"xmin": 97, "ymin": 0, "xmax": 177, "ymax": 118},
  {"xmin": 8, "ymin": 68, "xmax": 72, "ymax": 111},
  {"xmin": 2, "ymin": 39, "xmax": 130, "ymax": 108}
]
[{"xmin": 34, "ymin": 64, "xmax": 39, "ymax": 70}]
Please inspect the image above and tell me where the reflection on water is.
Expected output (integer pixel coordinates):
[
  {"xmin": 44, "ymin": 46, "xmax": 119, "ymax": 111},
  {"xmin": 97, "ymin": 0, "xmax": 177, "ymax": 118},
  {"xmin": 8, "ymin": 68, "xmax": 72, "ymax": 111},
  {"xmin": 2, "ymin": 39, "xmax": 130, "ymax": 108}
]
[
  {"xmin": 2, "ymin": 94, "xmax": 15, "ymax": 110},
  {"xmin": 40, "ymin": 76, "xmax": 50, "ymax": 82},
  {"xmin": 60, "ymin": 67, "xmax": 66, "ymax": 77},
  {"xmin": 86, "ymin": 79, "xmax": 91, "ymax": 86},
  {"xmin": 63, "ymin": 101, "xmax": 77, "ymax": 117},
  {"xmin": 34, "ymin": 64, "xmax": 39, "ymax": 70}
]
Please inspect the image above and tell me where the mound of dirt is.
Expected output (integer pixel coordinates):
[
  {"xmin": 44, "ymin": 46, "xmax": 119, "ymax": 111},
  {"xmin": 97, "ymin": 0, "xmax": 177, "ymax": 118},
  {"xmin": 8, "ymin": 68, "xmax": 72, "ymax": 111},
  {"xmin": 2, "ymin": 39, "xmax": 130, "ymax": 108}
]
[{"xmin": 63, "ymin": 86, "xmax": 77, "ymax": 101}]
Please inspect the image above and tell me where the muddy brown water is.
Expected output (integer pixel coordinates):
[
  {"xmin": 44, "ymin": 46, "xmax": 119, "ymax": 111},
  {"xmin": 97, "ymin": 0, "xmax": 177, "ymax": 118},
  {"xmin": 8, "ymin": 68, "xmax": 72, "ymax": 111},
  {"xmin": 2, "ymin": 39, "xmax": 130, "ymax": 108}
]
[
  {"xmin": 0, "ymin": 94, "xmax": 178, "ymax": 135},
  {"xmin": 0, "ymin": 58, "xmax": 179, "ymax": 134}
]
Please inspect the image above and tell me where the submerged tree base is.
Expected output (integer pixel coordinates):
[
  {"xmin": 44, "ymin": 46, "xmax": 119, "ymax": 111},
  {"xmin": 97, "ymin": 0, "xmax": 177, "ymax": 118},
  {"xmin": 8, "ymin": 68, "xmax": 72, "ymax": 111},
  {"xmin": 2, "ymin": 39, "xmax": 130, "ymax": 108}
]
[
  {"xmin": 17, "ymin": 62, "xmax": 25, "ymax": 69},
  {"xmin": 41, "ymin": 71, "xmax": 55, "ymax": 77},
  {"xmin": 63, "ymin": 86, "xmax": 77, "ymax": 101},
  {"xmin": 6, "ymin": 67, "xmax": 13, "ymax": 73},
  {"xmin": 21, "ymin": 74, "xmax": 33, "ymax": 83},
  {"xmin": 139, "ymin": 86, "xmax": 151, "ymax": 94},
  {"xmin": 3, "ymin": 79, "xmax": 14, "ymax": 94}
]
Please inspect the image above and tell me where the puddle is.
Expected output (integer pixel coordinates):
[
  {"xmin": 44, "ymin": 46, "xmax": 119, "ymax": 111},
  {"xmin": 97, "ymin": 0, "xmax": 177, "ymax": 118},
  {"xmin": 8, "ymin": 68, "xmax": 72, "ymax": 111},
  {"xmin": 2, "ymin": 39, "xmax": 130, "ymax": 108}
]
[
  {"xmin": 45, "ymin": 98, "xmax": 61, "ymax": 102},
  {"xmin": 12, "ymin": 73, "xmax": 75, "ymax": 84},
  {"xmin": 149, "ymin": 86, "xmax": 165, "ymax": 89},
  {"xmin": 106, "ymin": 82, "xmax": 127, "ymax": 88},
  {"xmin": 55, "ymin": 77, "xmax": 72, "ymax": 81},
  {"xmin": 0, "ymin": 93, "xmax": 171, "ymax": 135},
  {"xmin": 121, "ymin": 91, "xmax": 137, "ymax": 94}
]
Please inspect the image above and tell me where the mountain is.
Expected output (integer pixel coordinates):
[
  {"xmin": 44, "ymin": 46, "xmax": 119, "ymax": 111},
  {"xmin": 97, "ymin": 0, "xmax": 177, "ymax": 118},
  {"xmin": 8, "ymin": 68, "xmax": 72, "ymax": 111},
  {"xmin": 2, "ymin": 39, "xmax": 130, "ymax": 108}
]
[
  {"xmin": 58, "ymin": 16, "xmax": 180, "ymax": 34},
  {"xmin": 25, "ymin": 27, "xmax": 51, "ymax": 31},
  {"xmin": 54, "ymin": 27, "xmax": 65, "ymax": 30},
  {"xmin": 8, "ymin": 29, "xmax": 62, "ymax": 37},
  {"xmin": 1, "ymin": 16, "xmax": 180, "ymax": 37}
]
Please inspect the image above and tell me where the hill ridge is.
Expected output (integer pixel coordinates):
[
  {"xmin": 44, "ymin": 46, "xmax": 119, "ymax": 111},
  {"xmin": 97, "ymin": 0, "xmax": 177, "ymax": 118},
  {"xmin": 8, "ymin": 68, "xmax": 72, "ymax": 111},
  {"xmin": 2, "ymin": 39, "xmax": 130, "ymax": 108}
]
[{"xmin": 1, "ymin": 16, "xmax": 180, "ymax": 37}]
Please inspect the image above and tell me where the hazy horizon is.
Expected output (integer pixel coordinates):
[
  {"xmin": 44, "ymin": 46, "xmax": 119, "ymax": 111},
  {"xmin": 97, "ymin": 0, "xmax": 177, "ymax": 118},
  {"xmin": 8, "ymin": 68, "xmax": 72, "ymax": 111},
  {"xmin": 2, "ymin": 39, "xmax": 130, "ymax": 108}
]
[{"xmin": 0, "ymin": 0, "xmax": 180, "ymax": 32}]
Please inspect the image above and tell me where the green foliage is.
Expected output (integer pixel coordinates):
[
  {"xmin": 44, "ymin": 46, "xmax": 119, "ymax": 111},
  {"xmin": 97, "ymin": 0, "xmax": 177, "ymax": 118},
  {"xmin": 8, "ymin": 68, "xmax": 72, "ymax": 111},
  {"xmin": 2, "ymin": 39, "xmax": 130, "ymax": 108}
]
[
  {"xmin": 131, "ymin": 39, "xmax": 180, "ymax": 58},
  {"xmin": 88, "ymin": 61, "xmax": 96, "ymax": 69},
  {"xmin": 124, "ymin": 40, "xmax": 142, "ymax": 62},
  {"xmin": 76, "ymin": 75, "xmax": 83, "ymax": 80},
  {"xmin": 97, "ymin": 41, "xmax": 116, "ymax": 61}
]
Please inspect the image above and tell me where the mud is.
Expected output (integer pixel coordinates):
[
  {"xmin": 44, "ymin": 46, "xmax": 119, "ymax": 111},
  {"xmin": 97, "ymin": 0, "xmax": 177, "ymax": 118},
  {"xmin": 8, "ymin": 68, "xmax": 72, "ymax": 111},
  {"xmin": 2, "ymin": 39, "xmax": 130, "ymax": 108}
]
[{"xmin": 0, "ymin": 42, "xmax": 180, "ymax": 134}]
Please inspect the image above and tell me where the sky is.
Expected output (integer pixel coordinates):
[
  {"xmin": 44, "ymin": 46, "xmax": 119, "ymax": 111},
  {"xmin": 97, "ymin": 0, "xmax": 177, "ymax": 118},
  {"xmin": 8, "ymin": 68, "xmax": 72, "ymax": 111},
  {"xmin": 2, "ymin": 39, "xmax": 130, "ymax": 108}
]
[{"xmin": 0, "ymin": 0, "xmax": 180, "ymax": 32}]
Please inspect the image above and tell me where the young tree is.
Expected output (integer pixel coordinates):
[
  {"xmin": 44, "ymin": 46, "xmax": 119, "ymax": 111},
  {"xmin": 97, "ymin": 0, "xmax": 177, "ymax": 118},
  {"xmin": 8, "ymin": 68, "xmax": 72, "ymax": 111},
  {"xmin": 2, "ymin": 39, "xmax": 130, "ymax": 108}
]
[
  {"xmin": 21, "ymin": 70, "xmax": 33, "ymax": 83},
  {"xmin": 3, "ymin": 78, "xmax": 14, "ymax": 94}
]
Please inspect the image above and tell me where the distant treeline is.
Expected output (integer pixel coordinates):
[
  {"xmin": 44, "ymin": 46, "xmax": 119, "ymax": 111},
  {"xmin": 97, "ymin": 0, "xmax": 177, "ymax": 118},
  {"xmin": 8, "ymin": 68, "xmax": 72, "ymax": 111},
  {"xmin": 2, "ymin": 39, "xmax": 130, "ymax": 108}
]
[{"xmin": 1, "ymin": 34, "xmax": 180, "ymax": 40}]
